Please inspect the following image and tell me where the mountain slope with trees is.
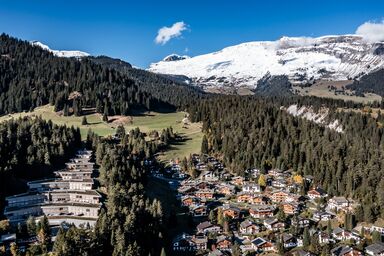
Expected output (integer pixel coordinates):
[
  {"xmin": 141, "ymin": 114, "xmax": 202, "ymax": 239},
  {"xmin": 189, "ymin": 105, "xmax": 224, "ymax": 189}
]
[
  {"xmin": 0, "ymin": 34, "xmax": 205, "ymax": 117},
  {"xmin": 189, "ymin": 96, "xmax": 384, "ymax": 222}
]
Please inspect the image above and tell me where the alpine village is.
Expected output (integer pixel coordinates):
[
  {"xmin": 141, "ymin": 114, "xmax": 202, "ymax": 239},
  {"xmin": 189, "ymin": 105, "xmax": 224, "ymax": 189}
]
[{"xmin": 1, "ymin": 3, "xmax": 384, "ymax": 256}]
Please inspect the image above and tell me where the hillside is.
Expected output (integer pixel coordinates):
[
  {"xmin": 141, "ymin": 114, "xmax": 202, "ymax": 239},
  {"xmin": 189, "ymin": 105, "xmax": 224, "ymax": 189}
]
[{"xmin": 0, "ymin": 34, "xmax": 204, "ymax": 117}]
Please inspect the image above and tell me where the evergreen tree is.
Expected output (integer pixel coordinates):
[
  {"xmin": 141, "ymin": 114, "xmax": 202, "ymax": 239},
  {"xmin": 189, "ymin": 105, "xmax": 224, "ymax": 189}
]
[
  {"xmin": 201, "ymin": 135, "xmax": 208, "ymax": 154},
  {"xmin": 103, "ymin": 113, "xmax": 108, "ymax": 123},
  {"xmin": 303, "ymin": 227, "xmax": 310, "ymax": 249},
  {"xmin": 82, "ymin": 116, "xmax": 88, "ymax": 125},
  {"xmin": 372, "ymin": 230, "xmax": 382, "ymax": 243}
]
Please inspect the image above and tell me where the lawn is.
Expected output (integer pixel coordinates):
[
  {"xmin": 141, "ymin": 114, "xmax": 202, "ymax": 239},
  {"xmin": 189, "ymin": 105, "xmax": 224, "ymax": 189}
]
[{"xmin": 0, "ymin": 105, "xmax": 203, "ymax": 162}]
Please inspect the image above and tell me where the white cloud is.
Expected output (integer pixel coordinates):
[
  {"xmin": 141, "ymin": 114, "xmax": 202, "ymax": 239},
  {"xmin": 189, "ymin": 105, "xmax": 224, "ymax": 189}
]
[
  {"xmin": 155, "ymin": 21, "xmax": 188, "ymax": 45},
  {"xmin": 356, "ymin": 20, "xmax": 384, "ymax": 43}
]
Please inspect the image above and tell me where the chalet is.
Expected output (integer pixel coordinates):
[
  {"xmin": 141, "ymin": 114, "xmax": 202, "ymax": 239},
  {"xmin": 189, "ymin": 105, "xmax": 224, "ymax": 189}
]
[
  {"xmin": 318, "ymin": 231, "xmax": 333, "ymax": 244},
  {"xmin": 271, "ymin": 191, "xmax": 289, "ymax": 203},
  {"xmin": 181, "ymin": 196, "xmax": 199, "ymax": 207},
  {"xmin": 263, "ymin": 218, "xmax": 285, "ymax": 231},
  {"xmin": 251, "ymin": 237, "xmax": 276, "ymax": 253},
  {"xmin": 285, "ymin": 193, "xmax": 303, "ymax": 203},
  {"xmin": 271, "ymin": 178, "xmax": 287, "ymax": 188},
  {"xmin": 195, "ymin": 189, "xmax": 215, "ymax": 199},
  {"xmin": 365, "ymin": 242, "xmax": 384, "ymax": 256},
  {"xmin": 242, "ymin": 183, "xmax": 261, "ymax": 193},
  {"xmin": 222, "ymin": 206, "xmax": 241, "ymax": 219},
  {"xmin": 249, "ymin": 205, "xmax": 275, "ymax": 219},
  {"xmin": 281, "ymin": 233, "xmax": 298, "ymax": 248},
  {"xmin": 248, "ymin": 168, "xmax": 261, "ymax": 178},
  {"xmin": 196, "ymin": 163, "xmax": 207, "ymax": 171},
  {"xmin": 191, "ymin": 205, "xmax": 208, "ymax": 217},
  {"xmin": 331, "ymin": 245, "xmax": 362, "ymax": 256},
  {"xmin": 291, "ymin": 217, "xmax": 311, "ymax": 228},
  {"xmin": 283, "ymin": 202, "xmax": 300, "ymax": 215},
  {"xmin": 251, "ymin": 195, "xmax": 268, "ymax": 205},
  {"xmin": 308, "ymin": 187, "xmax": 327, "ymax": 200},
  {"xmin": 371, "ymin": 225, "xmax": 384, "ymax": 235},
  {"xmin": 328, "ymin": 197, "xmax": 349, "ymax": 211},
  {"xmin": 172, "ymin": 233, "xmax": 197, "ymax": 252},
  {"xmin": 231, "ymin": 176, "xmax": 244, "ymax": 186},
  {"xmin": 200, "ymin": 171, "xmax": 219, "ymax": 182},
  {"xmin": 178, "ymin": 186, "xmax": 197, "ymax": 195},
  {"xmin": 217, "ymin": 184, "xmax": 235, "ymax": 195},
  {"xmin": 195, "ymin": 182, "xmax": 213, "ymax": 190},
  {"xmin": 332, "ymin": 227, "xmax": 361, "ymax": 242},
  {"xmin": 239, "ymin": 220, "xmax": 260, "ymax": 235},
  {"xmin": 268, "ymin": 169, "xmax": 284, "ymax": 177},
  {"xmin": 192, "ymin": 235, "xmax": 208, "ymax": 251},
  {"xmin": 313, "ymin": 211, "xmax": 334, "ymax": 222},
  {"xmin": 216, "ymin": 235, "xmax": 232, "ymax": 250},
  {"xmin": 237, "ymin": 193, "xmax": 253, "ymax": 203},
  {"xmin": 196, "ymin": 221, "xmax": 222, "ymax": 234}
]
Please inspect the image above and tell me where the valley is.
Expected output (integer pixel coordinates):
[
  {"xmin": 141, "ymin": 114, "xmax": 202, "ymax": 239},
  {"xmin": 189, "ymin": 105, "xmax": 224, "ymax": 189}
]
[{"xmin": 1, "ymin": 14, "xmax": 384, "ymax": 255}]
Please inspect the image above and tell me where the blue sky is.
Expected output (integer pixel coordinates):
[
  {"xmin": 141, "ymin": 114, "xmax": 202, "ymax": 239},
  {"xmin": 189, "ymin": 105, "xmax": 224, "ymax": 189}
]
[{"xmin": 0, "ymin": 0, "xmax": 383, "ymax": 68}]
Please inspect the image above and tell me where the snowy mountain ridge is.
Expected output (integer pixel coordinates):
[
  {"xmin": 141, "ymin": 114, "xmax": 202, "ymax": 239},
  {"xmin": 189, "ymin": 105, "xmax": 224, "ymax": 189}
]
[
  {"xmin": 30, "ymin": 41, "xmax": 90, "ymax": 58},
  {"xmin": 149, "ymin": 35, "xmax": 384, "ymax": 88}
]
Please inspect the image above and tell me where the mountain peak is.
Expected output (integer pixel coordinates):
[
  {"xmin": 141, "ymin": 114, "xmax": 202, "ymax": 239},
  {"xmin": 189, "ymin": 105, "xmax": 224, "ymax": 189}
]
[
  {"xmin": 162, "ymin": 54, "xmax": 190, "ymax": 62},
  {"xmin": 149, "ymin": 34, "xmax": 384, "ymax": 88},
  {"xmin": 30, "ymin": 41, "xmax": 90, "ymax": 58}
]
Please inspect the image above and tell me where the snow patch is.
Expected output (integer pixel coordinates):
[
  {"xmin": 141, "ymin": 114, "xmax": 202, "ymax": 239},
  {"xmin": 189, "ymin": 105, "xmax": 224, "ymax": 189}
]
[
  {"xmin": 285, "ymin": 104, "xmax": 343, "ymax": 133},
  {"xmin": 30, "ymin": 41, "xmax": 90, "ymax": 58}
]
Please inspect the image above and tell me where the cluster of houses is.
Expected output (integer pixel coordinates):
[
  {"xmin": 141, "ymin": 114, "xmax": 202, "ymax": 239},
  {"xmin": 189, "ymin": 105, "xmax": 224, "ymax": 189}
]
[
  {"xmin": 169, "ymin": 154, "xmax": 384, "ymax": 256},
  {"xmin": 4, "ymin": 150, "xmax": 101, "ymax": 228}
]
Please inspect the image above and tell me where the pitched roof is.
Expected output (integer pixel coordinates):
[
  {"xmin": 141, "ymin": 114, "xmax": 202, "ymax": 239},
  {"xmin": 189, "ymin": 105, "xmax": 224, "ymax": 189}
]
[
  {"xmin": 252, "ymin": 237, "xmax": 267, "ymax": 246},
  {"xmin": 197, "ymin": 221, "xmax": 212, "ymax": 230},
  {"xmin": 240, "ymin": 219, "xmax": 255, "ymax": 228},
  {"xmin": 331, "ymin": 245, "xmax": 353, "ymax": 256},
  {"xmin": 365, "ymin": 242, "xmax": 384, "ymax": 254}
]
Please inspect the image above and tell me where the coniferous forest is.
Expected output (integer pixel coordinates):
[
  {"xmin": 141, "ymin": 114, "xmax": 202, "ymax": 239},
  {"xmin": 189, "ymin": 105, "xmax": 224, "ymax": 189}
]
[
  {"xmin": 0, "ymin": 34, "xmax": 204, "ymax": 116},
  {"xmin": 189, "ymin": 96, "xmax": 384, "ymax": 222}
]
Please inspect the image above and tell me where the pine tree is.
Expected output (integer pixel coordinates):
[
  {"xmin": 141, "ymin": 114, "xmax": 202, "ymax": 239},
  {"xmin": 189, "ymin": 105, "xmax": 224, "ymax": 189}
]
[
  {"xmin": 103, "ymin": 113, "xmax": 108, "ymax": 123},
  {"xmin": 372, "ymin": 230, "xmax": 382, "ymax": 243},
  {"xmin": 201, "ymin": 135, "xmax": 208, "ymax": 154},
  {"xmin": 82, "ymin": 116, "xmax": 88, "ymax": 125},
  {"xmin": 327, "ymin": 219, "xmax": 333, "ymax": 236},
  {"xmin": 303, "ymin": 227, "xmax": 310, "ymax": 249}
]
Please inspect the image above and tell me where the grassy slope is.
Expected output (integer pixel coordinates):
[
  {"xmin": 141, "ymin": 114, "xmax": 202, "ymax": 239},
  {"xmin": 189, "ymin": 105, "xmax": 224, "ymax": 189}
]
[
  {"xmin": 0, "ymin": 105, "xmax": 203, "ymax": 162},
  {"xmin": 292, "ymin": 80, "xmax": 382, "ymax": 104}
]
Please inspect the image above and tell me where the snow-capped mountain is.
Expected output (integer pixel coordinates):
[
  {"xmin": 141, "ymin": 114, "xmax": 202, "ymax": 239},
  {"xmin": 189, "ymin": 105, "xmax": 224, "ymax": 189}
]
[
  {"xmin": 149, "ymin": 35, "xmax": 384, "ymax": 88},
  {"xmin": 30, "ymin": 41, "xmax": 90, "ymax": 58}
]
